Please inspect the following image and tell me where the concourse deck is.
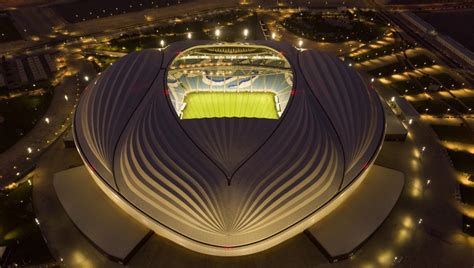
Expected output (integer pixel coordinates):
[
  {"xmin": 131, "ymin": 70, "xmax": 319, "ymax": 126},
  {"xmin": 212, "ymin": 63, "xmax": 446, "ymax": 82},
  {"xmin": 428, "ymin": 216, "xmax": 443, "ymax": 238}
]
[
  {"xmin": 54, "ymin": 166, "xmax": 151, "ymax": 263},
  {"xmin": 306, "ymin": 165, "xmax": 405, "ymax": 261}
]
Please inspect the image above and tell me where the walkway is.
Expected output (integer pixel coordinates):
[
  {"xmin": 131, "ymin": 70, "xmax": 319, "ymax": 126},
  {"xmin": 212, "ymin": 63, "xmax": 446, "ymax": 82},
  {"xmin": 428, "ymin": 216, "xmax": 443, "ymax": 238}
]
[{"xmin": 0, "ymin": 49, "xmax": 96, "ymax": 188}]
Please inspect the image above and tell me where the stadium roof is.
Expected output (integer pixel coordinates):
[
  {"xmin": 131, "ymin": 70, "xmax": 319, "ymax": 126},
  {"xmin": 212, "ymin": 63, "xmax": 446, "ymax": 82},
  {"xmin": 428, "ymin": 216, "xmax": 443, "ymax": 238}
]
[{"xmin": 73, "ymin": 40, "xmax": 385, "ymax": 256}]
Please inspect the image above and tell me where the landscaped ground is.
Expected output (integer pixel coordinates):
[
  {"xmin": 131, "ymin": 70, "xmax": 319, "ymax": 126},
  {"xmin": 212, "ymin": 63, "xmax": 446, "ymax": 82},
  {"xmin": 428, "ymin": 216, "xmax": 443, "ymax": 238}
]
[
  {"xmin": 0, "ymin": 178, "xmax": 54, "ymax": 266},
  {"xmin": 431, "ymin": 124, "xmax": 474, "ymax": 144},
  {"xmin": 447, "ymin": 150, "xmax": 474, "ymax": 175},
  {"xmin": 0, "ymin": 90, "xmax": 53, "ymax": 153},
  {"xmin": 410, "ymin": 99, "xmax": 453, "ymax": 116},
  {"xmin": 51, "ymin": 0, "xmax": 190, "ymax": 23},
  {"xmin": 92, "ymin": 9, "xmax": 256, "ymax": 53},
  {"xmin": 282, "ymin": 10, "xmax": 386, "ymax": 43},
  {"xmin": 348, "ymin": 42, "xmax": 413, "ymax": 62},
  {"xmin": 0, "ymin": 16, "xmax": 22, "ymax": 43},
  {"xmin": 182, "ymin": 91, "xmax": 278, "ymax": 119}
]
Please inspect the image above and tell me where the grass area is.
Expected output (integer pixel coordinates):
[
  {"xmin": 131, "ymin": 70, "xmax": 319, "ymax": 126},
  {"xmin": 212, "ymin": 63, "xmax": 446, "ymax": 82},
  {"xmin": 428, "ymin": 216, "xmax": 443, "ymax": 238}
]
[
  {"xmin": 282, "ymin": 10, "xmax": 386, "ymax": 43},
  {"xmin": 458, "ymin": 97, "xmax": 474, "ymax": 111},
  {"xmin": 417, "ymin": 73, "xmax": 464, "ymax": 90},
  {"xmin": 0, "ymin": 90, "xmax": 53, "ymax": 153},
  {"xmin": 410, "ymin": 99, "xmax": 453, "ymax": 116},
  {"xmin": 460, "ymin": 184, "xmax": 474, "ymax": 205},
  {"xmin": 442, "ymin": 98, "xmax": 471, "ymax": 114},
  {"xmin": 182, "ymin": 91, "xmax": 278, "ymax": 119},
  {"xmin": 408, "ymin": 54, "xmax": 436, "ymax": 68},
  {"xmin": 51, "ymin": 0, "xmax": 188, "ymax": 23},
  {"xmin": 368, "ymin": 60, "xmax": 409, "ymax": 77},
  {"xmin": 462, "ymin": 215, "xmax": 474, "ymax": 236},
  {"xmin": 104, "ymin": 31, "xmax": 208, "ymax": 52},
  {"xmin": 0, "ymin": 16, "xmax": 22, "ymax": 43},
  {"xmin": 368, "ymin": 54, "xmax": 434, "ymax": 77},
  {"xmin": 392, "ymin": 73, "xmax": 465, "ymax": 97},
  {"xmin": 431, "ymin": 124, "xmax": 474, "ymax": 144},
  {"xmin": 389, "ymin": 79, "xmax": 424, "ymax": 95},
  {"xmin": 348, "ymin": 42, "xmax": 413, "ymax": 62},
  {"xmin": 217, "ymin": 14, "xmax": 263, "ymax": 42},
  {"xmin": 447, "ymin": 149, "xmax": 474, "ymax": 174},
  {"xmin": 93, "ymin": 9, "xmax": 251, "ymax": 53},
  {"xmin": 0, "ymin": 180, "xmax": 54, "ymax": 266}
]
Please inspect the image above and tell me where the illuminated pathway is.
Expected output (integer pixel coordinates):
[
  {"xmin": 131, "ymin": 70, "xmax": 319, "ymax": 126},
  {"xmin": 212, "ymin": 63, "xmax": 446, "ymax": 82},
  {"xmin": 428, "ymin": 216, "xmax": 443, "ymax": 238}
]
[{"xmin": 0, "ymin": 49, "xmax": 96, "ymax": 188}]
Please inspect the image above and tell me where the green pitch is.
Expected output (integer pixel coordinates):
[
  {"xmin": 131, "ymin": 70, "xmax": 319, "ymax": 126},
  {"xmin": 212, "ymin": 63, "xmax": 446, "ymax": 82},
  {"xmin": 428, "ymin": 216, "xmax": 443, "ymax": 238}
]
[{"xmin": 181, "ymin": 91, "xmax": 279, "ymax": 119}]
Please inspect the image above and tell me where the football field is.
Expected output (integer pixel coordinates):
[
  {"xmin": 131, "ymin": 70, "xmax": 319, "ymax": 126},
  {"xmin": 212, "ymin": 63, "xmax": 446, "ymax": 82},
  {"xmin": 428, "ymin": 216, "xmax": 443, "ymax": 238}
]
[{"xmin": 181, "ymin": 91, "xmax": 279, "ymax": 119}]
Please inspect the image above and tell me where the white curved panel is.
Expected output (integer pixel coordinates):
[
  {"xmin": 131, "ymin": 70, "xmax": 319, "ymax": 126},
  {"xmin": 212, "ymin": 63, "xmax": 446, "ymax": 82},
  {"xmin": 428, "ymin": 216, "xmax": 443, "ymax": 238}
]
[{"xmin": 73, "ymin": 41, "xmax": 384, "ymax": 255}]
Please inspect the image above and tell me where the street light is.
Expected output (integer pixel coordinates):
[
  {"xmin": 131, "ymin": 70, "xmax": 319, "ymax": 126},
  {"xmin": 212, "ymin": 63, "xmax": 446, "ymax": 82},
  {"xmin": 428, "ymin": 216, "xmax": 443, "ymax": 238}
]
[
  {"xmin": 84, "ymin": 75, "xmax": 89, "ymax": 82},
  {"xmin": 45, "ymin": 117, "xmax": 50, "ymax": 124},
  {"xmin": 160, "ymin": 40, "xmax": 165, "ymax": 47},
  {"xmin": 27, "ymin": 147, "xmax": 32, "ymax": 154},
  {"xmin": 215, "ymin": 29, "xmax": 221, "ymax": 39},
  {"xmin": 64, "ymin": 95, "xmax": 69, "ymax": 101},
  {"xmin": 271, "ymin": 32, "xmax": 276, "ymax": 40},
  {"xmin": 298, "ymin": 39, "xmax": 303, "ymax": 48},
  {"xmin": 243, "ymin": 28, "xmax": 248, "ymax": 39},
  {"xmin": 187, "ymin": 32, "xmax": 192, "ymax": 39}
]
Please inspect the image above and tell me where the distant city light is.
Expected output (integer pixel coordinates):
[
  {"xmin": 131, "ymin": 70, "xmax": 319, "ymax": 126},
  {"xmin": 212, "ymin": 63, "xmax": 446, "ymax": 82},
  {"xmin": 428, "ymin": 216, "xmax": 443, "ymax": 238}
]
[
  {"xmin": 298, "ymin": 40, "xmax": 303, "ymax": 47},
  {"xmin": 27, "ymin": 147, "xmax": 32, "ymax": 154},
  {"xmin": 271, "ymin": 32, "xmax": 276, "ymax": 39},
  {"xmin": 187, "ymin": 32, "xmax": 192, "ymax": 39},
  {"xmin": 64, "ymin": 95, "xmax": 69, "ymax": 101},
  {"xmin": 215, "ymin": 29, "xmax": 221, "ymax": 38},
  {"xmin": 160, "ymin": 40, "xmax": 165, "ymax": 47},
  {"xmin": 243, "ymin": 28, "xmax": 249, "ymax": 38},
  {"xmin": 371, "ymin": 78, "xmax": 375, "ymax": 82},
  {"xmin": 408, "ymin": 119, "xmax": 413, "ymax": 125},
  {"xmin": 45, "ymin": 117, "xmax": 50, "ymax": 124},
  {"xmin": 391, "ymin": 96, "xmax": 395, "ymax": 102},
  {"xmin": 84, "ymin": 75, "xmax": 89, "ymax": 82}
]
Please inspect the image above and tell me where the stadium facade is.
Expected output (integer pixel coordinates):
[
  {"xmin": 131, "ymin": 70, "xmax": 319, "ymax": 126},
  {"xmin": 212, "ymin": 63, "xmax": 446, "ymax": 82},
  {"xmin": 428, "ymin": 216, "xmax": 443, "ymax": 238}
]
[{"xmin": 73, "ymin": 41, "xmax": 385, "ymax": 256}]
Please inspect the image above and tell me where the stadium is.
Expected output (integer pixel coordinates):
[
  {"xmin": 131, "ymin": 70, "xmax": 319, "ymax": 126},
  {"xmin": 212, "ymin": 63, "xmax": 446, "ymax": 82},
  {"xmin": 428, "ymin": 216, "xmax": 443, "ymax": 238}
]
[{"xmin": 73, "ymin": 41, "xmax": 385, "ymax": 256}]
